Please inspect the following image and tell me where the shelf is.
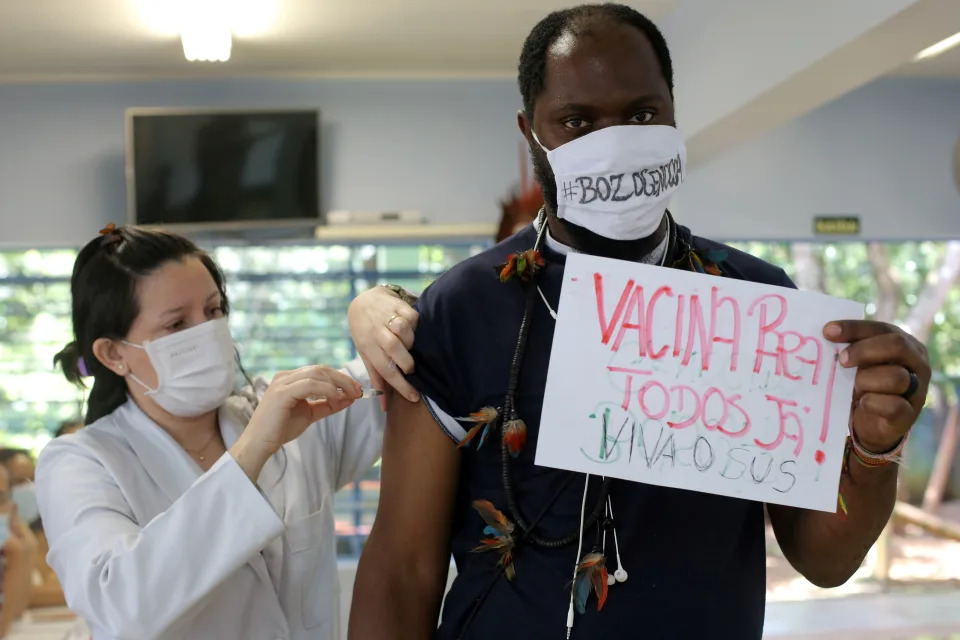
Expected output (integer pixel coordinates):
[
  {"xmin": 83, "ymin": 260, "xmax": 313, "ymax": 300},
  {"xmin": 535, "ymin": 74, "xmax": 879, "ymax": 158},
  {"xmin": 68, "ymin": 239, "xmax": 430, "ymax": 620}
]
[{"xmin": 313, "ymin": 223, "xmax": 496, "ymax": 242}]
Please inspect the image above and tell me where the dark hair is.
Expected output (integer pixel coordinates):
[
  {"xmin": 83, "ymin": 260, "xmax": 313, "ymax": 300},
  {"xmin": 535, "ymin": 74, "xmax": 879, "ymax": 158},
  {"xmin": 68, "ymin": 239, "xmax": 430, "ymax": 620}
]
[
  {"xmin": 54, "ymin": 226, "xmax": 229, "ymax": 425},
  {"xmin": 54, "ymin": 419, "xmax": 84, "ymax": 438},
  {"xmin": 517, "ymin": 3, "xmax": 674, "ymax": 120},
  {"xmin": 0, "ymin": 448, "xmax": 32, "ymax": 465}
]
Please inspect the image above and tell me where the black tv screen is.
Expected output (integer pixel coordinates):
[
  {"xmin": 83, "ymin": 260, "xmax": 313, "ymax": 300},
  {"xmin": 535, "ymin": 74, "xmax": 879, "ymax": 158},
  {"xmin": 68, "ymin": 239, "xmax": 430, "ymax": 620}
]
[{"xmin": 127, "ymin": 109, "xmax": 320, "ymax": 227}]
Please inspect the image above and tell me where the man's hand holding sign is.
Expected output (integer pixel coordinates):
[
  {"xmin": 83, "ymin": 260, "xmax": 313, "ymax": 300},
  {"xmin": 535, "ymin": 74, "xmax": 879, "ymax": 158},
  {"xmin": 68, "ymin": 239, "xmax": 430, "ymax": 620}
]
[
  {"xmin": 826, "ymin": 319, "xmax": 929, "ymax": 454},
  {"xmin": 769, "ymin": 318, "xmax": 930, "ymax": 587},
  {"xmin": 537, "ymin": 253, "xmax": 930, "ymax": 586}
]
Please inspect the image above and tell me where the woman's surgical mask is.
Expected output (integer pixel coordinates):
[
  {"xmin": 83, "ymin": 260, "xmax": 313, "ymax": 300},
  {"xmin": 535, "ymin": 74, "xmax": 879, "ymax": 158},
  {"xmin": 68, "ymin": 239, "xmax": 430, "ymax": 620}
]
[
  {"xmin": 533, "ymin": 124, "xmax": 686, "ymax": 241},
  {"xmin": 124, "ymin": 317, "xmax": 236, "ymax": 418},
  {"xmin": 11, "ymin": 482, "xmax": 40, "ymax": 527}
]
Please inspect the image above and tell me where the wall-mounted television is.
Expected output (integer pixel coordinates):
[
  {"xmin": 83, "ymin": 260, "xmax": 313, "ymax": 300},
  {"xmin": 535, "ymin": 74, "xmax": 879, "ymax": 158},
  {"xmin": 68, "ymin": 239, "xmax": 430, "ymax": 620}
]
[{"xmin": 126, "ymin": 108, "xmax": 320, "ymax": 231}]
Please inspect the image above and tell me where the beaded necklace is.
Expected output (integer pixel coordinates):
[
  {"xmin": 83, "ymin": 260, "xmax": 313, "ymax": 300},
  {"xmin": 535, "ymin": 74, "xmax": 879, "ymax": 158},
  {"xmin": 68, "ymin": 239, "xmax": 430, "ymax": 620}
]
[{"xmin": 456, "ymin": 209, "xmax": 726, "ymax": 638}]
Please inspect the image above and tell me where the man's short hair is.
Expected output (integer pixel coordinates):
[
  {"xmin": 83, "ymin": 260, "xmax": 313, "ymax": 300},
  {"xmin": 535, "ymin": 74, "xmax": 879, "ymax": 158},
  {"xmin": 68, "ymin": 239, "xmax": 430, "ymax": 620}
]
[{"xmin": 517, "ymin": 3, "xmax": 674, "ymax": 120}]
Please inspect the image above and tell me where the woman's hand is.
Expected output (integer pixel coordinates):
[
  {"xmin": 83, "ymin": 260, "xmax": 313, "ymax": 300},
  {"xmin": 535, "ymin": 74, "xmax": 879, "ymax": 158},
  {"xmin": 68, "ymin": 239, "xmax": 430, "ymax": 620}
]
[
  {"xmin": 231, "ymin": 366, "xmax": 362, "ymax": 480},
  {"xmin": 348, "ymin": 285, "xmax": 420, "ymax": 409}
]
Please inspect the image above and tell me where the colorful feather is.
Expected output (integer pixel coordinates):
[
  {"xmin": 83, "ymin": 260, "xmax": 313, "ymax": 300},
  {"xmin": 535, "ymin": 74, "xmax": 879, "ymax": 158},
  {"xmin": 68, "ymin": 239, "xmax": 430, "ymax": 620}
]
[
  {"xmin": 703, "ymin": 249, "xmax": 728, "ymax": 264},
  {"xmin": 591, "ymin": 568, "xmax": 609, "ymax": 610},
  {"xmin": 495, "ymin": 254, "xmax": 519, "ymax": 283},
  {"xmin": 517, "ymin": 249, "xmax": 545, "ymax": 281},
  {"xmin": 573, "ymin": 552, "xmax": 609, "ymax": 614},
  {"xmin": 476, "ymin": 422, "xmax": 496, "ymax": 449},
  {"xmin": 456, "ymin": 407, "xmax": 500, "ymax": 450},
  {"xmin": 494, "ymin": 249, "xmax": 545, "ymax": 284},
  {"xmin": 473, "ymin": 499, "xmax": 514, "ymax": 537},
  {"xmin": 523, "ymin": 249, "xmax": 546, "ymax": 268},
  {"xmin": 458, "ymin": 424, "xmax": 483, "ymax": 449},
  {"xmin": 471, "ymin": 500, "xmax": 517, "ymax": 580},
  {"xmin": 503, "ymin": 419, "xmax": 527, "ymax": 457},
  {"xmin": 690, "ymin": 252, "xmax": 706, "ymax": 273},
  {"xmin": 675, "ymin": 249, "xmax": 723, "ymax": 277},
  {"xmin": 502, "ymin": 554, "xmax": 516, "ymax": 581},
  {"xmin": 462, "ymin": 407, "xmax": 499, "ymax": 423}
]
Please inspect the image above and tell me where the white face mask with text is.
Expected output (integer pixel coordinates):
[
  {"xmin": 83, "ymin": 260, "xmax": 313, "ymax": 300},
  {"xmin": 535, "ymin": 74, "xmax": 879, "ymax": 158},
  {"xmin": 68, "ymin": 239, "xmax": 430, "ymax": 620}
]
[
  {"xmin": 124, "ymin": 317, "xmax": 236, "ymax": 418},
  {"xmin": 533, "ymin": 124, "xmax": 686, "ymax": 241}
]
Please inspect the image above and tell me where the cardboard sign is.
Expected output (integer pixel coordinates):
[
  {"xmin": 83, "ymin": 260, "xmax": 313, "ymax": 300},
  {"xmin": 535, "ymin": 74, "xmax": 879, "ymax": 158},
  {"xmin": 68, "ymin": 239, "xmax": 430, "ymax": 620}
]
[{"xmin": 535, "ymin": 253, "xmax": 864, "ymax": 512}]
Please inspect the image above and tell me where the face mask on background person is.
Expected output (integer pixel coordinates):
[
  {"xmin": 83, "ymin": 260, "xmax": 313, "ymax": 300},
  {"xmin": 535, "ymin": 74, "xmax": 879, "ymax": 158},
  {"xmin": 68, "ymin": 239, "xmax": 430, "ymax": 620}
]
[
  {"xmin": 533, "ymin": 124, "xmax": 686, "ymax": 240},
  {"xmin": 11, "ymin": 482, "xmax": 40, "ymax": 527},
  {"xmin": 124, "ymin": 317, "xmax": 236, "ymax": 418}
]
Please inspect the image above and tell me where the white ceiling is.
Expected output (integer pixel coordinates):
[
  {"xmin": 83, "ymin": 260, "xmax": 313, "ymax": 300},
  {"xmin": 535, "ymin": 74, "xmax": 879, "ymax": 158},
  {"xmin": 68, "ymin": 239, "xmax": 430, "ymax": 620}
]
[{"xmin": 0, "ymin": 0, "xmax": 675, "ymax": 80}]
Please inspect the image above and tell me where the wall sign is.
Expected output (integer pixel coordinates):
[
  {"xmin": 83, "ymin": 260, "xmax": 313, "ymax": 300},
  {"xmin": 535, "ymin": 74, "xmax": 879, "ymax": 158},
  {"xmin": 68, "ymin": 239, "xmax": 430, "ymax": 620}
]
[{"xmin": 813, "ymin": 216, "xmax": 860, "ymax": 235}]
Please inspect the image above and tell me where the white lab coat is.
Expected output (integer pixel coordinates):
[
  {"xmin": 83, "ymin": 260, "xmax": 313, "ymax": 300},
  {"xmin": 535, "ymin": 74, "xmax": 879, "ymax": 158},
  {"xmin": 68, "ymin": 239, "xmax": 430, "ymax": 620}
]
[{"xmin": 35, "ymin": 359, "xmax": 383, "ymax": 640}]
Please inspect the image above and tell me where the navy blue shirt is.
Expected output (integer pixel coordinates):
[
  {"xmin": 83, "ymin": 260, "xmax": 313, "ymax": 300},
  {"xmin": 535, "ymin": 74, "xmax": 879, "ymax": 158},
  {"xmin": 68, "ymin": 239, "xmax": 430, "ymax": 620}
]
[{"xmin": 408, "ymin": 223, "xmax": 795, "ymax": 640}]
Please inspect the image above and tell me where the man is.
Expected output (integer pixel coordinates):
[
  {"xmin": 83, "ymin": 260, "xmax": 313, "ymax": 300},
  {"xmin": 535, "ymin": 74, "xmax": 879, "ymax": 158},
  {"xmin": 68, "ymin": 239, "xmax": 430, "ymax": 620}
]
[{"xmin": 350, "ymin": 5, "xmax": 930, "ymax": 639}]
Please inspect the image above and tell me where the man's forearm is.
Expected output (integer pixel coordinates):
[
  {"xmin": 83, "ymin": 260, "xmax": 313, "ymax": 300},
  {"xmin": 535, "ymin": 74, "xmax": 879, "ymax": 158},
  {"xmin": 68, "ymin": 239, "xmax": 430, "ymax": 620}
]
[
  {"xmin": 349, "ymin": 544, "xmax": 447, "ymax": 639},
  {"xmin": 769, "ymin": 451, "xmax": 897, "ymax": 587}
]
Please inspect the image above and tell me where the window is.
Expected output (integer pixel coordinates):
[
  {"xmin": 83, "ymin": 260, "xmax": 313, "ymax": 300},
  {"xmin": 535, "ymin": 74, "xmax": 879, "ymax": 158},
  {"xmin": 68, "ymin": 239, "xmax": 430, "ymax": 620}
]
[
  {"xmin": 209, "ymin": 242, "xmax": 487, "ymax": 558},
  {"xmin": 2, "ymin": 239, "xmax": 957, "ymax": 559},
  {"xmin": 0, "ymin": 249, "xmax": 83, "ymax": 445},
  {"xmin": 0, "ymin": 240, "xmax": 487, "ymax": 558}
]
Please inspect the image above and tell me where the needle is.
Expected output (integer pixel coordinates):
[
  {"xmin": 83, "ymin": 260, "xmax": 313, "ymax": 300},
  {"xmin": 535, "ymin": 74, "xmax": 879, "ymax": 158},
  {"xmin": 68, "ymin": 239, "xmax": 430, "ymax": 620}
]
[{"xmin": 307, "ymin": 388, "xmax": 383, "ymax": 402}]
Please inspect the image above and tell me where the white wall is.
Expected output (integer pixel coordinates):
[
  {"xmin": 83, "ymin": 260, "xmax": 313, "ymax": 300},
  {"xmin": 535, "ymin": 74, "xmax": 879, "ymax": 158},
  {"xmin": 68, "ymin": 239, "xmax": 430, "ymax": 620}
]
[{"xmin": 0, "ymin": 76, "xmax": 957, "ymax": 246}]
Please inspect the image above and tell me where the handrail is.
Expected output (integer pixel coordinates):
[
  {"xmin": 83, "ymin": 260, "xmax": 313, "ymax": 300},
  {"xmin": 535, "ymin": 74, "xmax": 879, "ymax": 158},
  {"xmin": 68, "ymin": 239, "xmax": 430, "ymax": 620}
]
[{"xmin": 892, "ymin": 501, "xmax": 960, "ymax": 542}]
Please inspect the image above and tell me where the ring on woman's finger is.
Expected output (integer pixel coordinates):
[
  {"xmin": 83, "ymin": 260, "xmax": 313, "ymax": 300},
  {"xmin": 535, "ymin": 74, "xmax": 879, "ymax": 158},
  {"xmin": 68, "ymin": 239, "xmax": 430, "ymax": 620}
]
[
  {"xmin": 386, "ymin": 314, "xmax": 400, "ymax": 330},
  {"xmin": 901, "ymin": 370, "xmax": 919, "ymax": 400}
]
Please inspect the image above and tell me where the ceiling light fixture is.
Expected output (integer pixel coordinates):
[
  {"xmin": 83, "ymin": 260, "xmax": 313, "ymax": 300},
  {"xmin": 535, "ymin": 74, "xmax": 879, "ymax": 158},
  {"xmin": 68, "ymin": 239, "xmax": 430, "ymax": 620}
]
[
  {"xmin": 913, "ymin": 31, "xmax": 960, "ymax": 61},
  {"xmin": 138, "ymin": 0, "xmax": 274, "ymax": 62},
  {"xmin": 180, "ymin": 0, "xmax": 233, "ymax": 62}
]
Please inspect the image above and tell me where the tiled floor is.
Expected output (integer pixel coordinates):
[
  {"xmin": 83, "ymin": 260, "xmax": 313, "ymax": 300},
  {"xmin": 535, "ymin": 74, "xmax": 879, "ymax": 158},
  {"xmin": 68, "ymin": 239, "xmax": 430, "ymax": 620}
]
[
  {"xmin": 9, "ymin": 592, "xmax": 960, "ymax": 639},
  {"xmin": 764, "ymin": 590, "xmax": 960, "ymax": 639}
]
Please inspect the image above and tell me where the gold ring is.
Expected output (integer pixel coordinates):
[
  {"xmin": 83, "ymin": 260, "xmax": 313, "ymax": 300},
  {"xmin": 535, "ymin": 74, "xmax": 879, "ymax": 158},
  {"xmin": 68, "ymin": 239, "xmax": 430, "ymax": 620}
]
[{"xmin": 386, "ymin": 314, "xmax": 400, "ymax": 329}]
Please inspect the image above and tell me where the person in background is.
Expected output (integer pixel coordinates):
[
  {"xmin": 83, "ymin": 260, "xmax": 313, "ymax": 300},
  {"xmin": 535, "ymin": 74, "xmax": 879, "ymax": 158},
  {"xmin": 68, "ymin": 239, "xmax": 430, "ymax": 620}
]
[
  {"xmin": 0, "ymin": 449, "xmax": 66, "ymax": 609},
  {"xmin": 0, "ymin": 465, "xmax": 39, "ymax": 637},
  {"xmin": 54, "ymin": 420, "xmax": 84, "ymax": 438},
  {"xmin": 36, "ymin": 224, "xmax": 417, "ymax": 640},
  {"xmin": 0, "ymin": 450, "xmax": 39, "ymax": 534},
  {"xmin": 0, "ymin": 450, "xmax": 34, "ymax": 490}
]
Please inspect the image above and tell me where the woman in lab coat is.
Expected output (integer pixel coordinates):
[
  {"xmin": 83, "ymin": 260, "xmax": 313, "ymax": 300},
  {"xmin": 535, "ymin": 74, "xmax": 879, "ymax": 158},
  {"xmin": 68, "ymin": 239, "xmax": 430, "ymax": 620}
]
[{"xmin": 35, "ymin": 225, "xmax": 419, "ymax": 640}]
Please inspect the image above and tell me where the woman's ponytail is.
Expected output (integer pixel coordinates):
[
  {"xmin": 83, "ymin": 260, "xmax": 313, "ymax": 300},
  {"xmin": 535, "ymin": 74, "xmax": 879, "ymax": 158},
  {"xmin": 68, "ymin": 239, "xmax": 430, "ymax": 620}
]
[{"xmin": 53, "ymin": 340, "xmax": 84, "ymax": 387}]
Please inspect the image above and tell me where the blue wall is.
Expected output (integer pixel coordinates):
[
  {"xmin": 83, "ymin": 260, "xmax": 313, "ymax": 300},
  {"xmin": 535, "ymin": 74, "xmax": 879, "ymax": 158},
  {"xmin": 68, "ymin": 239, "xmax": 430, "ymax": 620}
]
[
  {"xmin": 679, "ymin": 77, "xmax": 960, "ymax": 241},
  {"xmin": 0, "ymin": 77, "xmax": 523, "ymax": 247},
  {"xmin": 0, "ymin": 75, "xmax": 958, "ymax": 246}
]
